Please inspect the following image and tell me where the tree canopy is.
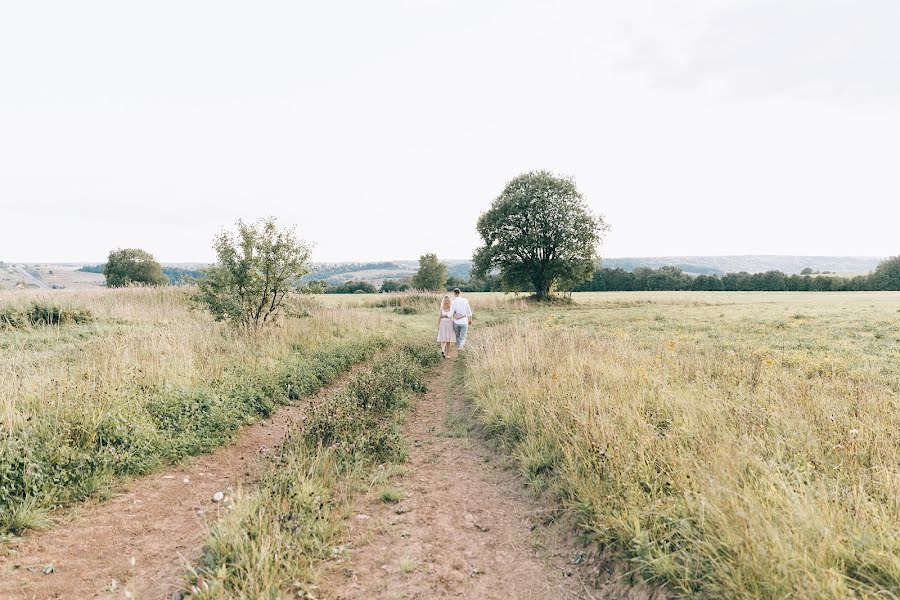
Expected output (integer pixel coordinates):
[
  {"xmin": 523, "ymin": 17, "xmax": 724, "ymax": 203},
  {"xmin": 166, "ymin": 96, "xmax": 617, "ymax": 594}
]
[
  {"xmin": 103, "ymin": 248, "xmax": 168, "ymax": 287},
  {"xmin": 193, "ymin": 217, "xmax": 311, "ymax": 329},
  {"xmin": 870, "ymin": 255, "xmax": 900, "ymax": 290},
  {"xmin": 411, "ymin": 253, "xmax": 448, "ymax": 291},
  {"xmin": 473, "ymin": 171, "xmax": 608, "ymax": 298}
]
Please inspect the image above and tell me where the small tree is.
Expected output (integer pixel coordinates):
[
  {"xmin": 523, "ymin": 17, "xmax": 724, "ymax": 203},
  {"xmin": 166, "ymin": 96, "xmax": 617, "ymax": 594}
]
[
  {"xmin": 104, "ymin": 248, "xmax": 168, "ymax": 287},
  {"xmin": 473, "ymin": 171, "xmax": 608, "ymax": 299},
  {"xmin": 194, "ymin": 217, "xmax": 311, "ymax": 329},
  {"xmin": 411, "ymin": 253, "xmax": 448, "ymax": 291}
]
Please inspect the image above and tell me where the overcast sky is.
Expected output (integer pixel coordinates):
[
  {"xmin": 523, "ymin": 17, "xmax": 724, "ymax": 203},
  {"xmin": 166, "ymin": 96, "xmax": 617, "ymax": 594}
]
[{"xmin": 1, "ymin": 0, "xmax": 897, "ymax": 263}]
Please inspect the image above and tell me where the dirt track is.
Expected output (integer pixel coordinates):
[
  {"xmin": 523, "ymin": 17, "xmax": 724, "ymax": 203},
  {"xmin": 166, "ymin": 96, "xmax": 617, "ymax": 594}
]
[
  {"xmin": 0, "ymin": 370, "xmax": 358, "ymax": 600},
  {"xmin": 2, "ymin": 356, "xmax": 661, "ymax": 600},
  {"xmin": 322, "ymin": 361, "xmax": 612, "ymax": 600}
]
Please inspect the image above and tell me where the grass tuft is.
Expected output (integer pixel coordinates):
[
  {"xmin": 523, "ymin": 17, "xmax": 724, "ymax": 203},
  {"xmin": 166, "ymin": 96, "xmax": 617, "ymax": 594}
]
[{"xmin": 378, "ymin": 486, "xmax": 404, "ymax": 504}]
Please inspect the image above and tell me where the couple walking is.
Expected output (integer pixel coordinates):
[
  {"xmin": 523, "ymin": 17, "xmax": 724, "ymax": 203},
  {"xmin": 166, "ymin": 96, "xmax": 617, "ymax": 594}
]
[{"xmin": 437, "ymin": 288, "xmax": 473, "ymax": 357}]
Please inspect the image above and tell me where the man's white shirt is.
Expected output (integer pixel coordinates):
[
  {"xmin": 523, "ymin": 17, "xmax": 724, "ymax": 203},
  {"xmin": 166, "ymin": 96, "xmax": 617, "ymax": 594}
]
[{"xmin": 450, "ymin": 297, "xmax": 472, "ymax": 325}]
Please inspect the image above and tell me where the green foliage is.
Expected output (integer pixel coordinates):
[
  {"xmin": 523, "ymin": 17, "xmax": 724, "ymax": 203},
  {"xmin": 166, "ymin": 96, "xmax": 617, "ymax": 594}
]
[
  {"xmin": 380, "ymin": 279, "xmax": 412, "ymax": 293},
  {"xmin": 161, "ymin": 266, "xmax": 206, "ymax": 285},
  {"xmin": 473, "ymin": 171, "xmax": 609, "ymax": 298},
  {"xmin": 103, "ymin": 248, "xmax": 168, "ymax": 287},
  {"xmin": 576, "ymin": 259, "xmax": 900, "ymax": 292},
  {"xmin": 0, "ymin": 301, "xmax": 93, "ymax": 330},
  {"xmin": 870, "ymin": 255, "xmax": 900, "ymax": 290},
  {"xmin": 81, "ymin": 263, "xmax": 204, "ymax": 285},
  {"xmin": 0, "ymin": 336, "xmax": 384, "ymax": 536},
  {"xmin": 325, "ymin": 280, "xmax": 377, "ymax": 294},
  {"xmin": 193, "ymin": 217, "xmax": 311, "ymax": 329},
  {"xmin": 301, "ymin": 346, "xmax": 435, "ymax": 465},
  {"xmin": 411, "ymin": 253, "xmax": 448, "ymax": 291}
]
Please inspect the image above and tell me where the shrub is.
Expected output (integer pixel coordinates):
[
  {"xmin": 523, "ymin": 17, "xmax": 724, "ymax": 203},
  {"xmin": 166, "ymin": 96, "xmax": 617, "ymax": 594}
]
[
  {"xmin": 0, "ymin": 301, "xmax": 93, "ymax": 330},
  {"xmin": 193, "ymin": 217, "xmax": 311, "ymax": 329}
]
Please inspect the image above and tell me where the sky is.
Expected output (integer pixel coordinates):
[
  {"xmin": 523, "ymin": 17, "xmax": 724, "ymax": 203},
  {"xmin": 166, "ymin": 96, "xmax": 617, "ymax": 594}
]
[{"xmin": 1, "ymin": 0, "xmax": 898, "ymax": 263}]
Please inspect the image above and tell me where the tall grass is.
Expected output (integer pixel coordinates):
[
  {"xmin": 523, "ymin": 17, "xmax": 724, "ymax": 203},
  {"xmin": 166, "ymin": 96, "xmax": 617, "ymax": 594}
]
[
  {"xmin": 0, "ymin": 288, "xmax": 397, "ymax": 535},
  {"xmin": 465, "ymin": 297, "xmax": 899, "ymax": 598}
]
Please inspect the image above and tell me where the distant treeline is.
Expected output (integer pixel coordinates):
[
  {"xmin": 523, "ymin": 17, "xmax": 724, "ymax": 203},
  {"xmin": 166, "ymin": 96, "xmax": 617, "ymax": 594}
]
[
  {"xmin": 321, "ymin": 256, "xmax": 899, "ymax": 294},
  {"xmin": 79, "ymin": 264, "xmax": 205, "ymax": 285},
  {"xmin": 575, "ymin": 259, "xmax": 899, "ymax": 292}
]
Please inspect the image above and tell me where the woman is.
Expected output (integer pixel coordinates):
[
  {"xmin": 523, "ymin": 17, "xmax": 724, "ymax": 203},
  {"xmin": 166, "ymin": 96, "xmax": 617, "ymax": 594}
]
[{"xmin": 437, "ymin": 294, "xmax": 456, "ymax": 357}]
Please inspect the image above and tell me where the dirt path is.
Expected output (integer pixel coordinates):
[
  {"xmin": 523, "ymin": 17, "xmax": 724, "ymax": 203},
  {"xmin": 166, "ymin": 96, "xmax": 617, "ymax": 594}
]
[
  {"xmin": 322, "ymin": 360, "xmax": 606, "ymax": 600},
  {"xmin": 0, "ymin": 368, "xmax": 364, "ymax": 600}
]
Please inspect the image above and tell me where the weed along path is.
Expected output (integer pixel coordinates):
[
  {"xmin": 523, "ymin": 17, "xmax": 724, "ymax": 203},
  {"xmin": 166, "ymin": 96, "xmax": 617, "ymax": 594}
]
[
  {"xmin": 0, "ymin": 366, "xmax": 366, "ymax": 600},
  {"xmin": 322, "ymin": 361, "xmax": 599, "ymax": 600}
]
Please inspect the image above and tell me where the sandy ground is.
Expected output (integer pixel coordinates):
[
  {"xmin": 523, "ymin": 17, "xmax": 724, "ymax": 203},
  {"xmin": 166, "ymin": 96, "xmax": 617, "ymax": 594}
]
[
  {"xmin": 0, "ymin": 368, "xmax": 362, "ymax": 600},
  {"xmin": 321, "ymin": 360, "xmax": 660, "ymax": 600}
]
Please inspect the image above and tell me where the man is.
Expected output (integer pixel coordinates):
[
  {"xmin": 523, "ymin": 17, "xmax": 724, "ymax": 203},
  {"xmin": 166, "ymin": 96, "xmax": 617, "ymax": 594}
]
[{"xmin": 449, "ymin": 288, "xmax": 473, "ymax": 352}]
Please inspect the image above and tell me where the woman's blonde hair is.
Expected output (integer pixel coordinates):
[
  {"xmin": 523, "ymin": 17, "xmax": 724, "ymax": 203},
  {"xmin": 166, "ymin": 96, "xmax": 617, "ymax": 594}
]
[{"xmin": 441, "ymin": 295, "xmax": 452, "ymax": 309}]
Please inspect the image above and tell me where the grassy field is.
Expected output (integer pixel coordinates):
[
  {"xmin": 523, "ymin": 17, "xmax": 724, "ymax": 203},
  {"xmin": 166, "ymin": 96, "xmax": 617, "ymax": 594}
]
[
  {"xmin": 0, "ymin": 288, "xmax": 408, "ymax": 535},
  {"xmin": 458, "ymin": 291, "xmax": 899, "ymax": 598},
  {"xmin": 2, "ymin": 288, "xmax": 897, "ymax": 598}
]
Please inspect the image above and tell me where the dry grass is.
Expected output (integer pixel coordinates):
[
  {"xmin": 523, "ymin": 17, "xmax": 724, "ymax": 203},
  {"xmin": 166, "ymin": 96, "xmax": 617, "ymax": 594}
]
[
  {"xmin": 465, "ymin": 292, "xmax": 900, "ymax": 598},
  {"xmin": 1, "ymin": 288, "xmax": 389, "ymax": 431}
]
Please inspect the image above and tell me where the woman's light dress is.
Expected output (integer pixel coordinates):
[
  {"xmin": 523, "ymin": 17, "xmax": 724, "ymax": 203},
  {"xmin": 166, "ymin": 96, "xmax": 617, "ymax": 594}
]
[{"xmin": 437, "ymin": 307, "xmax": 456, "ymax": 342}]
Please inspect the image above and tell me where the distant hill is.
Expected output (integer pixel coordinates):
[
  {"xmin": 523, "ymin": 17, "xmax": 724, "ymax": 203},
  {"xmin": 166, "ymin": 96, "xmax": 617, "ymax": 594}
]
[{"xmin": 303, "ymin": 260, "xmax": 471, "ymax": 286}]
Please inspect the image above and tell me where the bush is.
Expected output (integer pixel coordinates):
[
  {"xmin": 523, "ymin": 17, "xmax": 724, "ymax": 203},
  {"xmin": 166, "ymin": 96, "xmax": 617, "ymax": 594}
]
[
  {"xmin": 193, "ymin": 217, "xmax": 312, "ymax": 329},
  {"xmin": 104, "ymin": 248, "xmax": 168, "ymax": 287},
  {"xmin": 0, "ymin": 301, "xmax": 93, "ymax": 330}
]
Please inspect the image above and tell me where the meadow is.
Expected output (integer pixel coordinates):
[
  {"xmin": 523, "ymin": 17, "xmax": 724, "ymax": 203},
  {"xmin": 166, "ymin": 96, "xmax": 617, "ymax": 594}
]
[
  {"xmin": 461, "ymin": 291, "xmax": 899, "ymax": 598},
  {"xmin": 1, "ymin": 288, "xmax": 897, "ymax": 598},
  {"xmin": 0, "ymin": 288, "xmax": 404, "ymax": 535}
]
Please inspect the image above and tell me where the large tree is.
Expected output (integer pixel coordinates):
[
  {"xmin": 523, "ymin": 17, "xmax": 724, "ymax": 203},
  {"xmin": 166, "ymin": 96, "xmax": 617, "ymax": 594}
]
[
  {"xmin": 411, "ymin": 253, "xmax": 448, "ymax": 291},
  {"xmin": 193, "ymin": 217, "xmax": 311, "ymax": 329},
  {"xmin": 870, "ymin": 255, "xmax": 900, "ymax": 290},
  {"xmin": 472, "ymin": 171, "xmax": 608, "ymax": 299},
  {"xmin": 104, "ymin": 248, "xmax": 168, "ymax": 287}
]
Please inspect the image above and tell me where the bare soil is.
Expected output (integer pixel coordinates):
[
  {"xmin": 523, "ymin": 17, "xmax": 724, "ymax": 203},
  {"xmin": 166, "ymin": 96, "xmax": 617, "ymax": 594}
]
[
  {"xmin": 321, "ymin": 360, "xmax": 661, "ymax": 600},
  {"xmin": 0, "ymin": 370, "xmax": 360, "ymax": 600}
]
